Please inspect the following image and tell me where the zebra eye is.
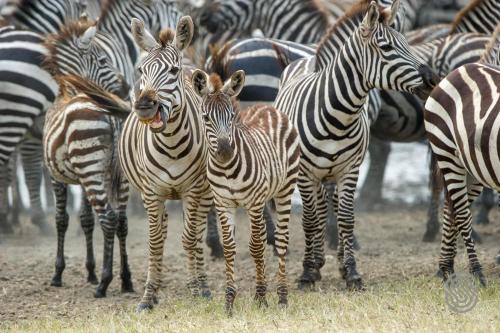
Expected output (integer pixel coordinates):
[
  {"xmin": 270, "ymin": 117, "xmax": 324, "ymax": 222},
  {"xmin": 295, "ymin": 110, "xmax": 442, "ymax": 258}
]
[
  {"xmin": 98, "ymin": 56, "xmax": 107, "ymax": 65},
  {"xmin": 202, "ymin": 113, "xmax": 210, "ymax": 122},
  {"xmin": 380, "ymin": 44, "xmax": 392, "ymax": 52},
  {"xmin": 171, "ymin": 66, "xmax": 180, "ymax": 76}
]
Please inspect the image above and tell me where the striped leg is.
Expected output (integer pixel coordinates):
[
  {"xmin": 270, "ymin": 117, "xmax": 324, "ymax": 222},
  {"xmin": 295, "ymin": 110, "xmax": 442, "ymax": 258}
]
[
  {"xmin": 337, "ymin": 171, "xmax": 363, "ymax": 290},
  {"xmin": 248, "ymin": 205, "xmax": 268, "ymax": 308},
  {"xmin": 116, "ymin": 180, "xmax": 133, "ymax": 293},
  {"xmin": 182, "ymin": 191, "xmax": 211, "ymax": 298},
  {"xmin": 93, "ymin": 201, "xmax": 117, "ymax": 298},
  {"xmin": 326, "ymin": 182, "xmax": 338, "ymax": 249},
  {"xmin": 50, "ymin": 180, "xmax": 69, "ymax": 287},
  {"xmin": 138, "ymin": 198, "xmax": 167, "ymax": 311},
  {"xmin": 297, "ymin": 171, "xmax": 322, "ymax": 289},
  {"xmin": 423, "ymin": 156, "xmax": 441, "ymax": 242},
  {"xmin": 439, "ymin": 199, "xmax": 458, "ymax": 278},
  {"xmin": 206, "ymin": 206, "xmax": 224, "ymax": 259},
  {"xmin": 313, "ymin": 183, "xmax": 328, "ymax": 275},
  {"xmin": 79, "ymin": 195, "xmax": 98, "ymax": 285},
  {"xmin": 274, "ymin": 192, "xmax": 292, "ymax": 307},
  {"xmin": 0, "ymin": 160, "xmax": 13, "ymax": 234},
  {"xmin": 216, "ymin": 207, "xmax": 237, "ymax": 315}
]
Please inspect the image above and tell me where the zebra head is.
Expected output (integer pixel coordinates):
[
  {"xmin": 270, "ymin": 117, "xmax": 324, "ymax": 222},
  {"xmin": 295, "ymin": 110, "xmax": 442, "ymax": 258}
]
[
  {"xmin": 44, "ymin": 18, "xmax": 129, "ymax": 98},
  {"xmin": 357, "ymin": 0, "xmax": 438, "ymax": 99},
  {"xmin": 131, "ymin": 16, "xmax": 194, "ymax": 133},
  {"xmin": 199, "ymin": 0, "xmax": 254, "ymax": 36},
  {"xmin": 192, "ymin": 70, "xmax": 245, "ymax": 164}
]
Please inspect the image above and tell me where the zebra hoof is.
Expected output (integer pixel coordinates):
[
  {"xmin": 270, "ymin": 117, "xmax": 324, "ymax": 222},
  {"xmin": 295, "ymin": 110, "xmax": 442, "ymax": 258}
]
[
  {"xmin": 435, "ymin": 269, "xmax": 444, "ymax": 278},
  {"xmin": 121, "ymin": 280, "xmax": 135, "ymax": 293},
  {"xmin": 201, "ymin": 289, "xmax": 212, "ymax": 299},
  {"xmin": 225, "ymin": 302, "xmax": 234, "ymax": 317},
  {"xmin": 297, "ymin": 278, "xmax": 315, "ymax": 291},
  {"xmin": 50, "ymin": 278, "xmax": 62, "ymax": 287},
  {"xmin": 152, "ymin": 295, "xmax": 159, "ymax": 305},
  {"xmin": 278, "ymin": 296, "xmax": 288, "ymax": 308},
  {"xmin": 136, "ymin": 302, "xmax": 154, "ymax": 313},
  {"xmin": 422, "ymin": 228, "xmax": 438, "ymax": 242},
  {"xmin": 496, "ymin": 254, "xmax": 500, "ymax": 265},
  {"xmin": 254, "ymin": 295, "xmax": 268, "ymax": 308},
  {"xmin": 472, "ymin": 271, "xmax": 487, "ymax": 287},
  {"xmin": 339, "ymin": 266, "xmax": 347, "ymax": 280},
  {"xmin": 94, "ymin": 288, "xmax": 107, "ymax": 298},
  {"xmin": 346, "ymin": 275, "xmax": 364, "ymax": 291},
  {"xmin": 87, "ymin": 274, "xmax": 98, "ymax": 285}
]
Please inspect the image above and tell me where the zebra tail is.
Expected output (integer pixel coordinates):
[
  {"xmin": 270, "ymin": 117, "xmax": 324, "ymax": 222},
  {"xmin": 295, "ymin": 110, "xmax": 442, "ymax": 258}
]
[
  {"xmin": 109, "ymin": 117, "xmax": 123, "ymax": 206},
  {"xmin": 58, "ymin": 74, "xmax": 131, "ymax": 119},
  {"xmin": 428, "ymin": 146, "xmax": 443, "ymax": 197}
]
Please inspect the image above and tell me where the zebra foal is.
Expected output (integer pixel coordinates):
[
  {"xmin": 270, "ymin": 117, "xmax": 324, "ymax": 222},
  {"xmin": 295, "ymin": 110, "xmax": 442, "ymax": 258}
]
[{"xmin": 191, "ymin": 70, "xmax": 300, "ymax": 314}]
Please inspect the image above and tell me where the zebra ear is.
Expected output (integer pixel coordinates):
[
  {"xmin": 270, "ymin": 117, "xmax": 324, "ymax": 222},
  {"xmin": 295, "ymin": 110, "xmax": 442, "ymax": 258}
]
[
  {"xmin": 192, "ymin": 69, "xmax": 210, "ymax": 97},
  {"xmin": 383, "ymin": 0, "xmax": 400, "ymax": 26},
  {"xmin": 223, "ymin": 70, "xmax": 245, "ymax": 97},
  {"xmin": 360, "ymin": 1, "xmax": 379, "ymax": 38},
  {"xmin": 131, "ymin": 18, "xmax": 158, "ymax": 52},
  {"xmin": 175, "ymin": 16, "xmax": 194, "ymax": 51},
  {"xmin": 77, "ymin": 25, "xmax": 96, "ymax": 52}
]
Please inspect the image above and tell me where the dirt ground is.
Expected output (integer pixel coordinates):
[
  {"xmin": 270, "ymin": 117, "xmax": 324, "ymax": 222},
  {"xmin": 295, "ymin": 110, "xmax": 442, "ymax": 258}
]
[{"xmin": 0, "ymin": 201, "xmax": 499, "ymax": 324}]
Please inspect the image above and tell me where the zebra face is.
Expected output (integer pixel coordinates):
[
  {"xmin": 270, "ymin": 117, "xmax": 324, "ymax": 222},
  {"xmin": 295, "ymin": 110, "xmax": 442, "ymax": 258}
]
[
  {"xmin": 192, "ymin": 70, "xmax": 245, "ymax": 164},
  {"xmin": 358, "ymin": 1, "xmax": 437, "ymax": 99},
  {"xmin": 131, "ymin": 16, "xmax": 194, "ymax": 133},
  {"xmin": 199, "ymin": 0, "xmax": 254, "ymax": 35}
]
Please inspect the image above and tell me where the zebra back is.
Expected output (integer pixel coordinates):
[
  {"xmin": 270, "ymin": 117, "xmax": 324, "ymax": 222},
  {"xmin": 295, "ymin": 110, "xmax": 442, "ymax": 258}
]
[
  {"xmin": 451, "ymin": 0, "xmax": 500, "ymax": 34},
  {"xmin": 480, "ymin": 23, "xmax": 500, "ymax": 66}
]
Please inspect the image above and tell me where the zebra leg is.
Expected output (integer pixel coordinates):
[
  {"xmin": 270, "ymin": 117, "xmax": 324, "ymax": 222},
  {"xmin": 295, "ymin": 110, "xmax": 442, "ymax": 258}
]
[
  {"xmin": 326, "ymin": 181, "xmax": 338, "ymax": 249},
  {"xmin": 423, "ymin": 155, "xmax": 441, "ymax": 242},
  {"xmin": 274, "ymin": 193, "xmax": 292, "ymax": 307},
  {"xmin": 296, "ymin": 172, "xmax": 320, "ymax": 289},
  {"xmin": 206, "ymin": 206, "xmax": 224, "ymax": 259},
  {"xmin": 116, "ymin": 180, "xmax": 133, "ymax": 293},
  {"xmin": 20, "ymin": 140, "xmax": 50, "ymax": 234},
  {"xmin": 183, "ymin": 192, "xmax": 212, "ymax": 298},
  {"xmin": 79, "ymin": 195, "xmax": 98, "ymax": 285},
  {"xmin": 357, "ymin": 137, "xmax": 390, "ymax": 211},
  {"xmin": 0, "ymin": 160, "xmax": 13, "ymax": 234},
  {"xmin": 43, "ymin": 166, "xmax": 55, "ymax": 215},
  {"xmin": 248, "ymin": 205, "xmax": 268, "ymax": 308},
  {"xmin": 475, "ymin": 188, "xmax": 494, "ymax": 225},
  {"xmin": 337, "ymin": 172, "xmax": 363, "ymax": 290},
  {"xmin": 263, "ymin": 202, "xmax": 277, "ymax": 253},
  {"xmin": 312, "ymin": 183, "xmax": 328, "ymax": 280},
  {"xmin": 137, "ymin": 198, "xmax": 167, "ymax": 312},
  {"xmin": 216, "ymin": 207, "xmax": 237, "ymax": 316},
  {"xmin": 438, "ymin": 199, "xmax": 458, "ymax": 279},
  {"xmin": 50, "ymin": 181, "xmax": 69, "ymax": 287},
  {"xmin": 93, "ymin": 202, "xmax": 118, "ymax": 298}
]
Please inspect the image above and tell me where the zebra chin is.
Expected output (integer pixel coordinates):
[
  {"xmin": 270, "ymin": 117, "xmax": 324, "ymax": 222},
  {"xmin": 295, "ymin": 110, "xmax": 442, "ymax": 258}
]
[{"xmin": 412, "ymin": 65, "xmax": 440, "ymax": 100}]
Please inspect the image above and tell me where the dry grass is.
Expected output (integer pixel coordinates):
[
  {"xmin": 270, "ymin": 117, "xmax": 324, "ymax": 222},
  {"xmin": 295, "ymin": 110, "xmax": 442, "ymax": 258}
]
[{"xmin": 1, "ymin": 278, "xmax": 499, "ymax": 333}]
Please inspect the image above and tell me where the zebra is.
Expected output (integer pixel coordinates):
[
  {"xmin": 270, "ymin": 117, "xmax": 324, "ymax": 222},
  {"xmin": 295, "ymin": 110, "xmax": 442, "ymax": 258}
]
[
  {"xmin": 423, "ymin": 51, "xmax": 500, "ymax": 285},
  {"xmin": 451, "ymin": 0, "xmax": 500, "ymax": 34},
  {"xmin": 274, "ymin": 0, "xmax": 436, "ymax": 289},
  {"xmin": 121, "ymin": 16, "xmax": 213, "ymax": 312},
  {"xmin": 44, "ymin": 74, "xmax": 132, "ymax": 297},
  {"xmin": 191, "ymin": 70, "xmax": 300, "ymax": 314}
]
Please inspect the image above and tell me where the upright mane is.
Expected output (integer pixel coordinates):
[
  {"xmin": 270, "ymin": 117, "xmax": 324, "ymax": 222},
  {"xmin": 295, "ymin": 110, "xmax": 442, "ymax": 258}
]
[
  {"xmin": 43, "ymin": 17, "xmax": 97, "ymax": 77},
  {"xmin": 480, "ymin": 23, "xmax": 500, "ymax": 65},
  {"xmin": 207, "ymin": 41, "xmax": 233, "ymax": 81},
  {"xmin": 99, "ymin": 0, "xmax": 118, "ymax": 22},
  {"xmin": 450, "ymin": 0, "xmax": 482, "ymax": 33}
]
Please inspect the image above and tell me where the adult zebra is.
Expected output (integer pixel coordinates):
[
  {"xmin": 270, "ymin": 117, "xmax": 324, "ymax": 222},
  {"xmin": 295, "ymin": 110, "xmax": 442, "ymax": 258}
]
[
  {"xmin": 120, "ymin": 16, "xmax": 212, "ymax": 312},
  {"xmin": 191, "ymin": 70, "xmax": 300, "ymax": 314},
  {"xmin": 423, "ymin": 52, "xmax": 500, "ymax": 285},
  {"xmin": 274, "ymin": 0, "xmax": 436, "ymax": 289}
]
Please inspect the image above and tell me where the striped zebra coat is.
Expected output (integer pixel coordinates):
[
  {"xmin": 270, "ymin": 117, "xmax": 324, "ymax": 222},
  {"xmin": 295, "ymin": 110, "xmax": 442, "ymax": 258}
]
[
  {"xmin": 423, "ymin": 24, "xmax": 500, "ymax": 285},
  {"xmin": 120, "ymin": 16, "xmax": 212, "ymax": 312},
  {"xmin": 274, "ymin": 0, "xmax": 435, "ymax": 290},
  {"xmin": 44, "ymin": 74, "xmax": 131, "ymax": 298},
  {"xmin": 191, "ymin": 70, "xmax": 300, "ymax": 314}
]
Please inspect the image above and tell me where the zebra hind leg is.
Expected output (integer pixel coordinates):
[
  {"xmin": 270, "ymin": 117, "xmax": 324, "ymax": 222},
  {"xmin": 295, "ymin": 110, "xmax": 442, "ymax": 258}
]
[
  {"xmin": 423, "ymin": 155, "xmax": 441, "ymax": 242},
  {"xmin": 475, "ymin": 188, "xmax": 494, "ymax": 225},
  {"xmin": 206, "ymin": 206, "xmax": 224, "ymax": 259},
  {"xmin": 248, "ymin": 206, "xmax": 268, "ymax": 308},
  {"xmin": 116, "ymin": 179, "xmax": 133, "ymax": 293},
  {"xmin": 94, "ymin": 203, "xmax": 118, "ymax": 298},
  {"xmin": 274, "ymin": 192, "xmax": 292, "ymax": 307},
  {"xmin": 50, "ymin": 181, "xmax": 69, "ymax": 287},
  {"xmin": 192, "ymin": 193, "xmax": 212, "ymax": 298},
  {"xmin": 79, "ymin": 195, "xmax": 98, "ymax": 285},
  {"xmin": 216, "ymin": 207, "xmax": 237, "ymax": 316}
]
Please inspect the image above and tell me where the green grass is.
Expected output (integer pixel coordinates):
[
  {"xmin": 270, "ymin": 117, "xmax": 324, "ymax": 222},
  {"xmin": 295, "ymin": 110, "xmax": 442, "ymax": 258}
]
[{"xmin": 3, "ymin": 277, "xmax": 499, "ymax": 333}]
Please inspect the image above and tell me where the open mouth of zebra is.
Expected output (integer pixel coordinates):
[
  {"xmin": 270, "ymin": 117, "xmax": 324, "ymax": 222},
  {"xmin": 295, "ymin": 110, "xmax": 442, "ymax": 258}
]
[{"xmin": 139, "ymin": 107, "xmax": 166, "ymax": 133}]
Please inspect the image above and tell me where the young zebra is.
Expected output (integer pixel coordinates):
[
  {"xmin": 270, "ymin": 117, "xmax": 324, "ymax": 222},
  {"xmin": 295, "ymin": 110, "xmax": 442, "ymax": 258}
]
[
  {"xmin": 274, "ymin": 0, "xmax": 436, "ymax": 289},
  {"xmin": 120, "ymin": 16, "xmax": 213, "ymax": 311},
  {"xmin": 44, "ymin": 72, "xmax": 132, "ymax": 298},
  {"xmin": 191, "ymin": 70, "xmax": 300, "ymax": 314}
]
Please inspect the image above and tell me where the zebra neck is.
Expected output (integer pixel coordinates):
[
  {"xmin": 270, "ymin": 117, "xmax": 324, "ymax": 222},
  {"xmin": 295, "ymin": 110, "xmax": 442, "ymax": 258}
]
[
  {"xmin": 322, "ymin": 37, "xmax": 370, "ymax": 119},
  {"xmin": 452, "ymin": 0, "xmax": 500, "ymax": 34},
  {"xmin": 153, "ymin": 103, "xmax": 190, "ymax": 144}
]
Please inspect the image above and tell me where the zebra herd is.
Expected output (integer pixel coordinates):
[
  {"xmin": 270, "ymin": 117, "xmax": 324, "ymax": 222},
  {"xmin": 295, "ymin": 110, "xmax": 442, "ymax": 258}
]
[{"xmin": 0, "ymin": 0, "xmax": 499, "ymax": 314}]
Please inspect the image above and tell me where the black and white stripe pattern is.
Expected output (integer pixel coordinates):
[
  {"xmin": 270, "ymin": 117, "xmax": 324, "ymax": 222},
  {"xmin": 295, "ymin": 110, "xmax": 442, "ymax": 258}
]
[
  {"xmin": 120, "ymin": 17, "xmax": 212, "ymax": 312},
  {"xmin": 274, "ymin": 0, "xmax": 435, "ymax": 289},
  {"xmin": 451, "ymin": 0, "xmax": 500, "ymax": 34},
  {"xmin": 44, "ymin": 74, "xmax": 132, "ymax": 298},
  {"xmin": 191, "ymin": 70, "xmax": 300, "ymax": 314}
]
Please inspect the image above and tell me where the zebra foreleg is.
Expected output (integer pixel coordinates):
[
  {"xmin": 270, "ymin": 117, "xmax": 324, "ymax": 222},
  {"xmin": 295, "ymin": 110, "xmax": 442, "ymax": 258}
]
[
  {"xmin": 423, "ymin": 155, "xmax": 441, "ymax": 242},
  {"xmin": 296, "ymin": 173, "xmax": 321, "ymax": 290},
  {"xmin": 274, "ymin": 192, "xmax": 292, "ymax": 307},
  {"xmin": 475, "ymin": 188, "xmax": 494, "ymax": 225},
  {"xmin": 337, "ymin": 172, "xmax": 363, "ymax": 290},
  {"xmin": 50, "ymin": 181, "xmax": 69, "ymax": 287},
  {"xmin": 248, "ymin": 205, "xmax": 268, "ymax": 308},
  {"xmin": 216, "ymin": 207, "xmax": 237, "ymax": 316},
  {"xmin": 206, "ymin": 206, "xmax": 224, "ymax": 259},
  {"xmin": 137, "ymin": 198, "xmax": 167, "ymax": 312},
  {"xmin": 116, "ymin": 181, "xmax": 133, "ymax": 293},
  {"xmin": 79, "ymin": 195, "xmax": 97, "ymax": 285},
  {"xmin": 94, "ymin": 202, "xmax": 118, "ymax": 298}
]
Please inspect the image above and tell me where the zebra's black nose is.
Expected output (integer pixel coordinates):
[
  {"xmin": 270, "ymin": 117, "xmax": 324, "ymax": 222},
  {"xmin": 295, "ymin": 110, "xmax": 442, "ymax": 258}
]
[
  {"xmin": 216, "ymin": 137, "xmax": 233, "ymax": 163},
  {"xmin": 419, "ymin": 65, "xmax": 440, "ymax": 89}
]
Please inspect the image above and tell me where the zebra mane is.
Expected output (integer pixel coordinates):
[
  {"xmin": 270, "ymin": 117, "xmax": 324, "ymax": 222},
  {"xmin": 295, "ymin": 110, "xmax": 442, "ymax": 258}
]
[
  {"xmin": 56, "ymin": 74, "xmax": 131, "ymax": 117},
  {"xmin": 42, "ymin": 17, "xmax": 97, "ymax": 77},
  {"xmin": 316, "ymin": 0, "xmax": 388, "ymax": 71},
  {"xmin": 480, "ymin": 24, "xmax": 500, "ymax": 65},
  {"xmin": 450, "ymin": 0, "xmax": 482, "ymax": 33},
  {"xmin": 207, "ymin": 42, "xmax": 232, "ymax": 81},
  {"xmin": 209, "ymin": 73, "xmax": 223, "ymax": 92},
  {"xmin": 159, "ymin": 28, "xmax": 175, "ymax": 46}
]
